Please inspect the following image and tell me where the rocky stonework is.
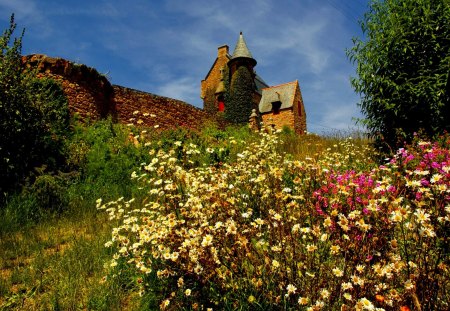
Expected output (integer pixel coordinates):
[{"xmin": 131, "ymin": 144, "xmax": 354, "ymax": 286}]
[
  {"xmin": 113, "ymin": 86, "xmax": 220, "ymax": 131},
  {"xmin": 261, "ymin": 109, "xmax": 295, "ymax": 132},
  {"xmin": 23, "ymin": 54, "xmax": 221, "ymax": 131},
  {"xmin": 201, "ymin": 45, "xmax": 230, "ymax": 113},
  {"xmin": 23, "ymin": 54, "xmax": 113, "ymax": 121}
]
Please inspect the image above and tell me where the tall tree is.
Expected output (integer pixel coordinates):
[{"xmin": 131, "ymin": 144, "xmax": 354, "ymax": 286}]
[
  {"xmin": 0, "ymin": 15, "xmax": 69, "ymax": 196},
  {"xmin": 226, "ymin": 66, "xmax": 254, "ymax": 124},
  {"xmin": 347, "ymin": 0, "xmax": 450, "ymax": 151}
]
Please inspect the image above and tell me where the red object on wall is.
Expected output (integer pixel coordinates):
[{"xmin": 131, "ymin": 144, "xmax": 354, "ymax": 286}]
[{"xmin": 218, "ymin": 101, "xmax": 225, "ymax": 112}]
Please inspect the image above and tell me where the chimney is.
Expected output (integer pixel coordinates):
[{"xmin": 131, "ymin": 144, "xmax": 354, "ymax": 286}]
[{"xmin": 218, "ymin": 45, "xmax": 229, "ymax": 57}]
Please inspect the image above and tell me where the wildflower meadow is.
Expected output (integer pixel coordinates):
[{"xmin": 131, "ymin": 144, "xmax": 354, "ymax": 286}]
[{"xmin": 99, "ymin": 129, "xmax": 450, "ymax": 310}]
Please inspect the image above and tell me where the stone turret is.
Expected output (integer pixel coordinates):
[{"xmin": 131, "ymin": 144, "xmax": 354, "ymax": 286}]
[{"xmin": 228, "ymin": 32, "xmax": 257, "ymax": 78}]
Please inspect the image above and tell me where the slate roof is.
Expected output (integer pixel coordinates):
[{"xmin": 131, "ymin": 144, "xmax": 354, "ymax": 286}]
[
  {"xmin": 259, "ymin": 81, "xmax": 299, "ymax": 113},
  {"xmin": 231, "ymin": 32, "xmax": 256, "ymax": 63},
  {"xmin": 255, "ymin": 74, "xmax": 269, "ymax": 94}
]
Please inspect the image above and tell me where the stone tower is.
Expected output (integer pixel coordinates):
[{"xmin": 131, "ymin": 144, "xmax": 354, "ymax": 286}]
[
  {"xmin": 228, "ymin": 32, "xmax": 257, "ymax": 81},
  {"xmin": 201, "ymin": 33, "xmax": 268, "ymax": 116}
]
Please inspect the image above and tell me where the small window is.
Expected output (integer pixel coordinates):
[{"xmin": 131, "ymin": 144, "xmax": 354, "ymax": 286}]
[
  {"xmin": 217, "ymin": 95, "xmax": 225, "ymax": 112},
  {"xmin": 218, "ymin": 101, "xmax": 225, "ymax": 112},
  {"xmin": 272, "ymin": 101, "xmax": 282, "ymax": 114}
]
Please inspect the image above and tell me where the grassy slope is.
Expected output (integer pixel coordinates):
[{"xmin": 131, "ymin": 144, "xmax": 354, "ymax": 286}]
[{"xmin": 0, "ymin": 123, "xmax": 370, "ymax": 310}]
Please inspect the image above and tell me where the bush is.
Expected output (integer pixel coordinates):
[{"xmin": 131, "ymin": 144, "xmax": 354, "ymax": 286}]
[{"xmin": 0, "ymin": 15, "xmax": 70, "ymax": 197}]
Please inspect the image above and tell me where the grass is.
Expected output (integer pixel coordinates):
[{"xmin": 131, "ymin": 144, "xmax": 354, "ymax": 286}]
[
  {"xmin": 0, "ymin": 122, "xmax": 375, "ymax": 310},
  {"xmin": 0, "ymin": 207, "xmax": 135, "ymax": 310}
]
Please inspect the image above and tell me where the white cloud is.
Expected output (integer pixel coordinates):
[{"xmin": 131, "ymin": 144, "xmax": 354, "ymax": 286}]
[
  {"xmin": 0, "ymin": 0, "xmax": 38, "ymax": 18},
  {"xmin": 155, "ymin": 77, "xmax": 201, "ymax": 107}
]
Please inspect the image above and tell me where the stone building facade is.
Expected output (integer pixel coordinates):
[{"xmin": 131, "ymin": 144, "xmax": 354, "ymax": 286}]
[
  {"xmin": 259, "ymin": 81, "xmax": 307, "ymax": 134},
  {"xmin": 201, "ymin": 33, "xmax": 307, "ymax": 134},
  {"xmin": 200, "ymin": 33, "xmax": 268, "ymax": 115}
]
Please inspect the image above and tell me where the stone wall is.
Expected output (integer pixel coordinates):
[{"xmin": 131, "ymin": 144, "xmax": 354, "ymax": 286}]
[
  {"xmin": 23, "ymin": 54, "xmax": 113, "ymax": 121},
  {"xmin": 261, "ymin": 109, "xmax": 295, "ymax": 131},
  {"xmin": 113, "ymin": 86, "xmax": 219, "ymax": 131},
  {"xmin": 293, "ymin": 87, "xmax": 307, "ymax": 134},
  {"xmin": 23, "ymin": 54, "xmax": 220, "ymax": 131}
]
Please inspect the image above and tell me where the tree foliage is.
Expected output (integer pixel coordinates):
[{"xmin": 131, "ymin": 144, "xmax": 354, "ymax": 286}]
[
  {"xmin": 226, "ymin": 65, "xmax": 254, "ymax": 124},
  {"xmin": 347, "ymin": 0, "xmax": 450, "ymax": 151},
  {"xmin": 0, "ymin": 15, "xmax": 70, "ymax": 196}
]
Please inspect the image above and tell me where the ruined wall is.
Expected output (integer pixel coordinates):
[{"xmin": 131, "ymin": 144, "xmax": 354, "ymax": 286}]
[
  {"xmin": 113, "ymin": 86, "xmax": 218, "ymax": 131},
  {"xmin": 23, "ymin": 54, "xmax": 220, "ymax": 131},
  {"xmin": 23, "ymin": 54, "xmax": 113, "ymax": 121}
]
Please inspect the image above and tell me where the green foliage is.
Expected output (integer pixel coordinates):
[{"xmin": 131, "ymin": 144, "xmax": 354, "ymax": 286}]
[
  {"xmin": 226, "ymin": 65, "xmax": 254, "ymax": 124},
  {"xmin": 202, "ymin": 87, "xmax": 216, "ymax": 114},
  {"xmin": 66, "ymin": 119, "xmax": 151, "ymax": 203},
  {"xmin": 0, "ymin": 15, "xmax": 70, "ymax": 196},
  {"xmin": 347, "ymin": 0, "xmax": 450, "ymax": 151},
  {"xmin": 222, "ymin": 64, "xmax": 231, "ymax": 111}
]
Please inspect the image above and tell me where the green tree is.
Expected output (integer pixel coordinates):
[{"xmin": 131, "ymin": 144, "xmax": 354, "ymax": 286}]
[
  {"xmin": 0, "ymin": 15, "xmax": 70, "ymax": 197},
  {"xmin": 226, "ymin": 66, "xmax": 254, "ymax": 124},
  {"xmin": 347, "ymin": 0, "xmax": 450, "ymax": 151}
]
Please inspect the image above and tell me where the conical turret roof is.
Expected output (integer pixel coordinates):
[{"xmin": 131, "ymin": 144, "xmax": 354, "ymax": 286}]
[{"xmin": 231, "ymin": 32, "xmax": 256, "ymax": 64}]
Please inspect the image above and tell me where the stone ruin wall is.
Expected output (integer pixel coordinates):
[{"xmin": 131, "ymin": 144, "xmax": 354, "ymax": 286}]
[{"xmin": 23, "ymin": 54, "xmax": 220, "ymax": 131}]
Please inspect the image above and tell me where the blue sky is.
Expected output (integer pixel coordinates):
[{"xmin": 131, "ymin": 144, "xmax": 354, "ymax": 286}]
[{"xmin": 0, "ymin": 0, "xmax": 369, "ymax": 134}]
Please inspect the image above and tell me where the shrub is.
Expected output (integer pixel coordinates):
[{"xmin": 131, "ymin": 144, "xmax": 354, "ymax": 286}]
[{"xmin": 0, "ymin": 15, "xmax": 70, "ymax": 197}]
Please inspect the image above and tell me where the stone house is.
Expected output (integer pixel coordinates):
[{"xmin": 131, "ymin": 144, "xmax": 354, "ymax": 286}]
[
  {"xmin": 201, "ymin": 32, "xmax": 307, "ymax": 134},
  {"xmin": 259, "ymin": 81, "xmax": 306, "ymax": 134}
]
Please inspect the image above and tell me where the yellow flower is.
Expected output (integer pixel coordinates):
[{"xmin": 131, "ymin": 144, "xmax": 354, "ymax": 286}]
[
  {"xmin": 201, "ymin": 234, "xmax": 213, "ymax": 247},
  {"xmin": 332, "ymin": 267, "xmax": 343, "ymax": 277},
  {"xmin": 286, "ymin": 284, "xmax": 297, "ymax": 295},
  {"xmin": 298, "ymin": 297, "xmax": 309, "ymax": 305},
  {"xmin": 320, "ymin": 288, "xmax": 330, "ymax": 299},
  {"xmin": 342, "ymin": 282, "xmax": 353, "ymax": 291},
  {"xmin": 358, "ymin": 297, "xmax": 374, "ymax": 310},
  {"xmin": 330, "ymin": 244, "xmax": 340, "ymax": 254},
  {"xmin": 160, "ymin": 299, "xmax": 170, "ymax": 310},
  {"xmin": 414, "ymin": 209, "xmax": 430, "ymax": 223},
  {"xmin": 404, "ymin": 279, "xmax": 414, "ymax": 290},
  {"xmin": 306, "ymin": 244, "xmax": 317, "ymax": 252},
  {"xmin": 272, "ymin": 259, "xmax": 280, "ymax": 269}
]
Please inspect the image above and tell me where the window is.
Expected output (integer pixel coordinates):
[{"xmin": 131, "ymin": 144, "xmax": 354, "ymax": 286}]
[
  {"xmin": 218, "ymin": 101, "xmax": 225, "ymax": 112},
  {"xmin": 271, "ymin": 101, "xmax": 282, "ymax": 114},
  {"xmin": 217, "ymin": 95, "xmax": 225, "ymax": 112}
]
